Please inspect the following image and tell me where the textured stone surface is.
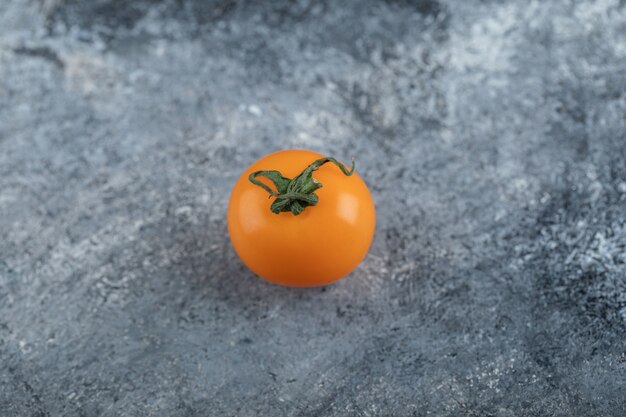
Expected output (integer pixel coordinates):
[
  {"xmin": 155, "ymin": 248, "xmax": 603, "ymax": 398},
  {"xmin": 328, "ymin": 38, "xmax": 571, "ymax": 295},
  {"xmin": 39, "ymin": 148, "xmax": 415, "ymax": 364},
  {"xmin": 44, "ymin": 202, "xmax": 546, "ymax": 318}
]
[{"xmin": 1, "ymin": 0, "xmax": 626, "ymax": 415}]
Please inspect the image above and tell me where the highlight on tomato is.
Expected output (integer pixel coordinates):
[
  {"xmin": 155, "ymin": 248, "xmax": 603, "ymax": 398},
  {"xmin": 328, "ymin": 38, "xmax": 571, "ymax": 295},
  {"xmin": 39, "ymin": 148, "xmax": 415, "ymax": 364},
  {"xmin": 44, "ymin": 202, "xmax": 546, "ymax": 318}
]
[{"xmin": 227, "ymin": 149, "xmax": 376, "ymax": 287}]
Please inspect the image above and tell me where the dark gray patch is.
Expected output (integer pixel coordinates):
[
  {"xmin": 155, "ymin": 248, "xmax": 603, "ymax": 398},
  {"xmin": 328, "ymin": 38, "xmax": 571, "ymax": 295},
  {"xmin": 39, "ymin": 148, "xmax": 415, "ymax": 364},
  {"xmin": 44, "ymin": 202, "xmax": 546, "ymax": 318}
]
[
  {"xmin": 12, "ymin": 46, "xmax": 65, "ymax": 70},
  {"xmin": 385, "ymin": 0, "xmax": 443, "ymax": 17},
  {"xmin": 46, "ymin": 0, "xmax": 154, "ymax": 31}
]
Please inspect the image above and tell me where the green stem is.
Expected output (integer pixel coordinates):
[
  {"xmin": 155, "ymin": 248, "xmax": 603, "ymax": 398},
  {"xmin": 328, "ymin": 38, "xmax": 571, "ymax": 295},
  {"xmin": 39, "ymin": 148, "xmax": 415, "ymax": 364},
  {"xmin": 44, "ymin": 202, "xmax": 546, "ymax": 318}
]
[{"xmin": 249, "ymin": 156, "xmax": 355, "ymax": 215}]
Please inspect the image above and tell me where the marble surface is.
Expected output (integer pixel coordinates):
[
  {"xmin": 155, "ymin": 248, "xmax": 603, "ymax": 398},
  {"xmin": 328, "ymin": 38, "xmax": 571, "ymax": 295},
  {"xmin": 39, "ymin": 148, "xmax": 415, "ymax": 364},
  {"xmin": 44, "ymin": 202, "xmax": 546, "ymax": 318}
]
[{"xmin": 1, "ymin": 1, "xmax": 625, "ymax": 415}]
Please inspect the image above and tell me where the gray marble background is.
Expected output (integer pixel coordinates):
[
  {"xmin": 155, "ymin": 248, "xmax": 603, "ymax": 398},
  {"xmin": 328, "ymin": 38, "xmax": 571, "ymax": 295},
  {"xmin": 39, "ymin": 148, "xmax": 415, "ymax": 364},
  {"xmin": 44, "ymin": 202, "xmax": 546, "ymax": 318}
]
[{"xmin": 1, "ymin": 0, "xmax": 626, "ymax": 416}]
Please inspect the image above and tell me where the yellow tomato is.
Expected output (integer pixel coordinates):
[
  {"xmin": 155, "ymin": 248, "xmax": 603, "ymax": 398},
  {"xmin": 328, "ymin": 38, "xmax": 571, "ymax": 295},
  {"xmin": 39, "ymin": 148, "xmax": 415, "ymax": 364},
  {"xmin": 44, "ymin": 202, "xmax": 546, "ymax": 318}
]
[{"xmin": 227, "ymin": 149, "xmax": 376, "ymax": 287}]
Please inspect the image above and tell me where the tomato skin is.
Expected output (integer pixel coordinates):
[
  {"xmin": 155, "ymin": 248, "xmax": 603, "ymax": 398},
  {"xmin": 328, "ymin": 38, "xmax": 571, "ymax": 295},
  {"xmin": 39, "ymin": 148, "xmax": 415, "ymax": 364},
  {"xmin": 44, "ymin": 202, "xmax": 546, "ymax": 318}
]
[{"xmin": 227, "ymin": 149, "xmax": 376, "ymax": 287}]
